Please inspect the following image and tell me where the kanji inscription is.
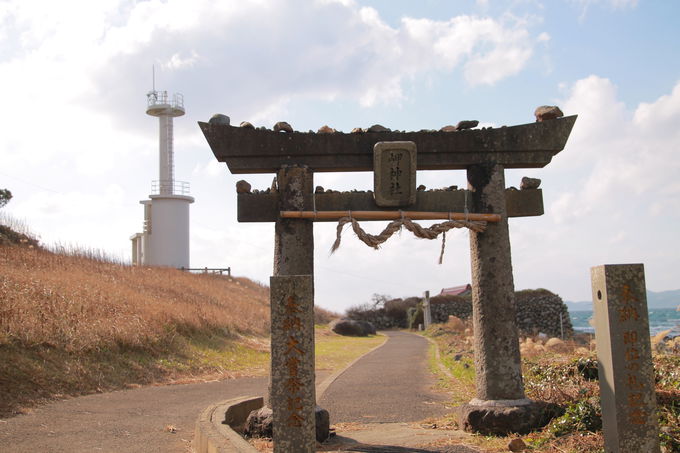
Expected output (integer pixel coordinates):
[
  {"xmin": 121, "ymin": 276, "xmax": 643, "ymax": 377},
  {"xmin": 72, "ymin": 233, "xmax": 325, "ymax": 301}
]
[
  {"xmin": 270, "ymin": 275, "xmax": 316, "ymax": 452},
  {"xmin": 373, "ymin": 141, "xmax": 416, "ymax": 207}
]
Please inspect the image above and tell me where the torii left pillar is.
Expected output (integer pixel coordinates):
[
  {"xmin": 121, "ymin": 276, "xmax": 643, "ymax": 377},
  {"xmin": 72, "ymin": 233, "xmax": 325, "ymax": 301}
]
[{"xmin": 270, "ymin": 166, "xmax": 318, "ymax": 452}]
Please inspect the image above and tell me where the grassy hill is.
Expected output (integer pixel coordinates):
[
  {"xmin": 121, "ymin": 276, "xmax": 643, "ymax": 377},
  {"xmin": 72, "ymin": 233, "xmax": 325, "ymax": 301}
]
[{"xmin": 0, "ymin": 242, "xmax": 277, "ymax": 416}]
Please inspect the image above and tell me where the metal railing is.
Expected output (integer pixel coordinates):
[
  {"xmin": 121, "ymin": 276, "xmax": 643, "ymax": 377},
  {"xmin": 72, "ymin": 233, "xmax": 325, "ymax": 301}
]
[
  {"xmin": 180, "ymin": 267, "xmax": 231, "ymax": 277},
  {"xmin": 151, "ymin": 180, "xmax": 190, "ymax": 196},
  {"xmin": 146, "ymin": 90, "xmax": 184, "ymax": 110}
]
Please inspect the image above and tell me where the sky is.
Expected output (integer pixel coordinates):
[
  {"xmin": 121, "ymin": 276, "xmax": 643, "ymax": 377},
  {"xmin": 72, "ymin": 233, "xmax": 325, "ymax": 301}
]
[{"xmin": 1, "ymin": 0, "xmax": 679, "ymax": 313}]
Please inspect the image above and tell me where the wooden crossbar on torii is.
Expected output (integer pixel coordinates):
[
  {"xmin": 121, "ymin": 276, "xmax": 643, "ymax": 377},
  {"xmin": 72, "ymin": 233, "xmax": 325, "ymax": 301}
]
[{"xmin": 280, "ymin": 210, "xmax": 501, "ymax": 222}]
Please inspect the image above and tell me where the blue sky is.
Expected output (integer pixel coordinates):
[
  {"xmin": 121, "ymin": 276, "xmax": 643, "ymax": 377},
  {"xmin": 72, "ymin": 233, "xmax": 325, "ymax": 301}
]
[{"xmin": 1, "ymin": 0, "xmax": 679, "ymax": 312}]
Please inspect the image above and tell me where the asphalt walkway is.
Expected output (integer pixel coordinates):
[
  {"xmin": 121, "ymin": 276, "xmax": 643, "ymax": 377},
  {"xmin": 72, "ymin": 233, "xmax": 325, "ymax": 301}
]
[
  {"xmin": 0, "ymin": 331, "xmax": 462, "ymax": 452},
  {"xmin": 319, "ymin": 331, "xmax": 451, "ymax": 424},
  {"xmin": 0, "ymin": 376, "xmax": 272, "ymax": 453}
]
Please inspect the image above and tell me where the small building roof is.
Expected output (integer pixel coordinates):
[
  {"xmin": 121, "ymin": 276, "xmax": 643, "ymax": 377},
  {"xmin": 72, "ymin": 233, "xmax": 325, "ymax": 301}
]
[{"xmin": 439, "ymin": 284, "xmax": 472, "ymax": 296}]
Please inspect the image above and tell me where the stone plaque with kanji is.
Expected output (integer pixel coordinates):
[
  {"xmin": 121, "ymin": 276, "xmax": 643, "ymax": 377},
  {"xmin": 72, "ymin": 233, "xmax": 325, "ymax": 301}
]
[
  {"xmin": 591, "ymin": 264, "xmax": 660, "ymax": 452},
  {"xmin": 373, "ymin": 141, "xmax": 416, "ymax": 207}
]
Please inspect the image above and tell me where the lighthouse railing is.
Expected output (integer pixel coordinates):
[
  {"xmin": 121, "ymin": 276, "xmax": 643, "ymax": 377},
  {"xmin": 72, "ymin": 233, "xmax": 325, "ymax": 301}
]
[{"xmin": 151, "ymin": 180, "xmax": 190, "ymax": 196}]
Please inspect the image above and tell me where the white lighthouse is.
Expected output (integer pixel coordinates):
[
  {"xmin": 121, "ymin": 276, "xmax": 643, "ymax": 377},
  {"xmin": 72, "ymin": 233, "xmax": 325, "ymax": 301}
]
[{"xmin": 130, "ymin": 89, "xmax": 194, "ymax": 268}]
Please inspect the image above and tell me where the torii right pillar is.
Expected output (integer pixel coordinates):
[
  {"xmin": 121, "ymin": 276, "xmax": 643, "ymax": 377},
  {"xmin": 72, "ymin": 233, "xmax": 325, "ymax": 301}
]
[{"xmin": 460, "ymin": 163, "xmax": 557, "ymax": 435}]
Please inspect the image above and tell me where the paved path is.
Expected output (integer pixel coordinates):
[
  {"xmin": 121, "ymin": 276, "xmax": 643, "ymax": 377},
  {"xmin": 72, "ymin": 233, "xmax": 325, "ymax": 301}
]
[
  {"xmin": 0, "ymin": 373, "xmax": 327, "ymax": 453},
  {"xmin": 319, "ymin": 331, "xmax": 451, "ymax": 424},
  {"xmin": 1, "ymin": 331, "xmax": 455, "ymax": 452},
  {"xmin": 0, "ymin": 377, "xmax": 266, "ymax": 453}
]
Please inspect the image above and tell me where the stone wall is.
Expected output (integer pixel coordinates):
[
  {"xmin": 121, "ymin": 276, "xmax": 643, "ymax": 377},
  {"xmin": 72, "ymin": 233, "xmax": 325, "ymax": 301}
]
[
  {"xmin": 347, "ymin": 289, "xmax": 574, "ymax": 338},
  {"xmin": 431, "ymin": 289, "xmax": 574, "ymax": 338}
]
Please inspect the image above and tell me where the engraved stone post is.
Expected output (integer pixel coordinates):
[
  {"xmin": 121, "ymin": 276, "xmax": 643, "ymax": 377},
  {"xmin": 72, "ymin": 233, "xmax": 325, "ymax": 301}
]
[
  {"xmin": 423, "ymin": 290, "xmax": 432, "ymax": 329},
  {"xmin": 591, "ymin": 264, "xmax": 660, "ymax": 453},
  {"xmin": 270, "ymin": 275, "xmax": 316, "ymax": 453}
]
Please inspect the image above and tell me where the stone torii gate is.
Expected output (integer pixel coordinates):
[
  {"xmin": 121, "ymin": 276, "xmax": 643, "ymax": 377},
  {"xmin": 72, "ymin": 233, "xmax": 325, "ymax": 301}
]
[{"xmin": 200, "ymin": 114, "xmax": 576, "ymax": 450}]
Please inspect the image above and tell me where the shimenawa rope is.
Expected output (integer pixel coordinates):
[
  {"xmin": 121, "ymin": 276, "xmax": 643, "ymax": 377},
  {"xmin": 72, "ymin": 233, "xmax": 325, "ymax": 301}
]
[{"xmin": 330, "ymin": 216, "xmax": 487, "ymax": 263}]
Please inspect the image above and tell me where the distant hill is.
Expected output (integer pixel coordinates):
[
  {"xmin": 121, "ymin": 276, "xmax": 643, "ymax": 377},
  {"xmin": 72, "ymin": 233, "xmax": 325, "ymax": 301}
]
[{"xmin": 566, "ymin": 289, "xmax": 680, "ymax": 311}]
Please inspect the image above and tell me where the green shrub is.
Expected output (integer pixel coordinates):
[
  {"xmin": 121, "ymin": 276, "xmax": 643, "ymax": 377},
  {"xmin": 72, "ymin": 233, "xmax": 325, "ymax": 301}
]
[{"xmin": 549, "ymin": 399, "xmax": 602, "ymax": 436}]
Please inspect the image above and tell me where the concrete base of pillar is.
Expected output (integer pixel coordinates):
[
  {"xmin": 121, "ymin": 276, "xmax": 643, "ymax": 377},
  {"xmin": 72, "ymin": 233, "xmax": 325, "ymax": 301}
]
[{"xmin": 458, "ymin": 399, "xmax": 563, "ymax": 435}]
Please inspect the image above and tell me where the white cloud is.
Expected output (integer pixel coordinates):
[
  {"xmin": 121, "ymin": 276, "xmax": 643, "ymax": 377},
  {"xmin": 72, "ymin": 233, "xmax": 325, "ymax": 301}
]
[
  {"xmin": 508, "ymin": 76, "xmax": 680, "ymax": 300},
  {"xmin": 555, "ymin": 76, "xmax": 680, "ymax": 217}
]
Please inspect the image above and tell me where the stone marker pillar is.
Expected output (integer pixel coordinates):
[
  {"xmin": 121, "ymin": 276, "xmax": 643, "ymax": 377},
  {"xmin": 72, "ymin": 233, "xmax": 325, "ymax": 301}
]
[
  {"xmin": 459, "ymin": 163, "xmax": 551, "ymax": 435},
  {"xmin": 423, "ymin": 290, "xmax": 432, "ymax": 329},
  {"xmin": 270, "ymin": 275, "xmax": 316, "ymax": 453},
  {"xmin": 591, "ymin": 264, "xmax": 660, "ymax": 453}
]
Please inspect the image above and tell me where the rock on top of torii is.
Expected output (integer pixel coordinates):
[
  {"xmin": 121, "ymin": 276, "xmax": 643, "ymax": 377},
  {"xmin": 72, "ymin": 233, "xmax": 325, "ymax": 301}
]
[{"xmin": 198, "ymin": 115, "xmax": 577, "ymax": 174}]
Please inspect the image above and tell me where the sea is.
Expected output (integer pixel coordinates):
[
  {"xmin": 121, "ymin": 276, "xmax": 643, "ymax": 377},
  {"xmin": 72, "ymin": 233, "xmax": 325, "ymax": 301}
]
[{"xmin": 570, "ymin": 307, "xmax": 680, "ymax": 337}]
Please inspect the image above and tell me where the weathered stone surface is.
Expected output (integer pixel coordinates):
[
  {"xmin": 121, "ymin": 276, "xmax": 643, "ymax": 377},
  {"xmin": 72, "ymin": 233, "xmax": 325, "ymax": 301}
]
[
  {"xmin": 367, "ymin": 124, "xmax": 390, "ymax": 133},
  {"xmin": 199, "ymin": 115, "xmax": 577, "ymax": 174},
  {"xmin": 456, "ymin": 120, "xmax": 479, "ymax": 130},
  {"xmin": 238, "ymin": 188, "xmax": 544, "ymax": 223},
  {"xmin": 270, "ymin": 275, "xmax": 316, "ymax": 452},
  {"xmin": 366, "ymin": 124, "xmax": 392, "ymax": 132},
  {"xmin": 244, "ymin": 406, "xmax": 273, "ymax": 438},
  {"xmin": 507, "ymin": 437, "xmax": 527, "ymax": 451},
  {"xmin": 236, "ymin": 180, "xmax": 252, "ymax": 194},
  {"xmin": 356, "ymin": 320, "xmax": 376, "ymax": 335},
  {"xmin": 240, "ymin": 121, "xmax": 254, "ymax": 129},
  {"xmin": 224, "ymin": 396, "xmax": 265, "ymax": 429},
  {"xmin": 534, "ymin": 106, "xmax": 563, "ymax": 122},
  {"xmin": 315, "ymin": 406, "xmax": 330, "ymax": 442},
  {"xmin": 273, "ymin": 121, "xmax": 293, "ymax": 133},
  {"xmin": 317, "ymin": 125, "xmax": 336, "ymax": 134},
  {"xmin": 350, "ymin": 127, "xmax": 364, "ymax": 133},
  {"xmin": 243, "ymin": 405, "xmax": 330, "ymax": 443},
  {"xmin": 274, "ymin": 166, "xmax": 313, "ymax": 276},
  {"xmin": 209, "ymin": 113, "xmax": 230, "ymax": 125},
  {"xmin": 440, "ymin": 125, "xmax": 457, "ymax": 132},
  {"xmin": 373, "ymin": 141, "xmax": 417, "ymax": 207},
  {"xmin": 591, "ymin": 264, "xmax": 661, "ymax": 452},
  {"xmin": 520, "ymin": 177, "xmax": 541, "ymax": 190},
  {"xmin": 467, "ymin": 163, "xmax": 525, "ymax": 401},
  {"xmin": 329, "ymin": 318, "xmax": 374, "ymax": 336},
  {"xmin": 458, "ymin": 401, "xmax": 563, "ymax": 435}
]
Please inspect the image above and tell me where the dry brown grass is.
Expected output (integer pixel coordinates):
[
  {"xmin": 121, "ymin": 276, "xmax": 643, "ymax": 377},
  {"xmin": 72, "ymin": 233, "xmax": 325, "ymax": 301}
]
[
  {"xmin": 0, "ymin": 245, "xmax": 270, "ymax": 352},
  {"xmin": 0, "ymin": 243, "xmax": 272, "ymax": 416}
]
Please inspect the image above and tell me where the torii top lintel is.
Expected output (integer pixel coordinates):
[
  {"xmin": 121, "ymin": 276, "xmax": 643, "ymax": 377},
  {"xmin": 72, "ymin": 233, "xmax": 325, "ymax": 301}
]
[{"xmin": 199, "ymin": 115, "xmax": 577, "ymax": 175}]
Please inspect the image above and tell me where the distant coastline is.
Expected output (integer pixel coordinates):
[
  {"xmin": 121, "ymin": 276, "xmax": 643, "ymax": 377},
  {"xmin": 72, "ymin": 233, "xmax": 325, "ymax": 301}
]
[
  {"xmin": 565, "ymin": 288, "xmax": 680, "ymax": 311},
  {"xmin": 569, "ymin": 307, "xmax": 679, "ymax": 336}
]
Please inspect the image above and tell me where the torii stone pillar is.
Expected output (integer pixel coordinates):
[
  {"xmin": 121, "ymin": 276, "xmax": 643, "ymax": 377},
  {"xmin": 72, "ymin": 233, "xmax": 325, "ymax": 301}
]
[
  {"xmin": 274, "ymin": 166, "xmax": 314, "ymax": 276},
  {"xmin": 459, "ymin": 163, "xmax": 547, "ymax": 434},
  {"xmin": 270, "ymin": 166, "xmax": 318, "ymax": 452}
]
